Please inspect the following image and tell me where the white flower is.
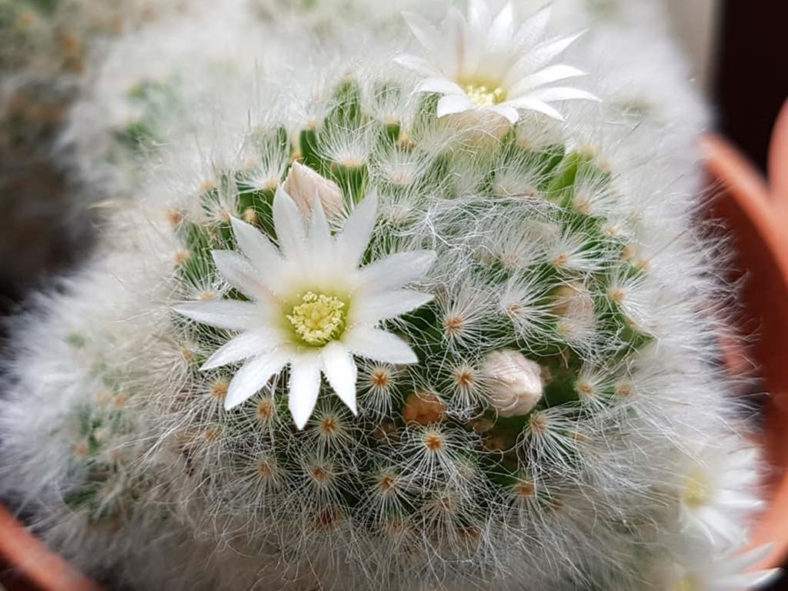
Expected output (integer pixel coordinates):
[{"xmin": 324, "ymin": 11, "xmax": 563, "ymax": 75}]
[
  {"xmin": 481, "ymin": 349, "xmax": 543, "ymax": 417},
  {"xmin": 174, "ymin": 186, "xmax": 436, "ymax": 429},
  {"xmin": 678, "ymin": 441, "xmax": 763, "ymax": 549},
  {"xmin": 395, "ymin": 1, "xmax": 598, "ymax": 123},
  {"xmin": 665, "ymin": 544, "xmax": 781, "ymax": 591}
]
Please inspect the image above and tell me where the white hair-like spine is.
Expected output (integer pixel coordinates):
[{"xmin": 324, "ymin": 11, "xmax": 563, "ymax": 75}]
[{"xmin": 0, "ymin": 1, "xmax": 775, "ymax": 591}]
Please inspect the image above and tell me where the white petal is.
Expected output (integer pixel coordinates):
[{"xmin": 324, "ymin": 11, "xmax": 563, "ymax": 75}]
[
  {"xmin": 511, "ymin": 32, "xmax": 583, "ymax": 74},
  {"xmin": 467, "ymin": 0, "xmax": 491, "ymax": 31},
  {"xmin": 415, "ymin": 77, "xmax": 466, "ymax": 96},
  {"xmin": 393, "ymin": 54, "xmax": 443, "ymax": 77},
  {"xmin": 402, "ymin": 11, "xmax": 439, "ymax": 52},
  {"xmin": 509, "ymin": 64, "xmax": 586, "ymax": 94},
  {"xmin": 718, "ymin": 571, "xmax": 782, "ymax": 591},
  {"xmin": 288, "ymin": 358, "xmax": 322, "ymax": 429},
  {"xmin": 530, "ymin": 32, "xmax": 584, "ymax": 68},
  {"xmin": 213, "ymin": 250, "xmax": 270, "ymax": 300},
  {"xmin": 344, "ymin": 327, "xmax": 418, "ymax": 365},
  {"xmin": 503, "ymin": 96, "xmax": 565, "ymax": 120},
  {"xmin": 225, "ymin": 352, "xmax": 288, "ymax": 410},
  {"xmin": 352, "ymin": 289, "xmax": 433, "ymax": 323},
  {"xmin": 528, "ymin": 87, "xmax": 600, "ymax": 103},
  {"xmin": 695, "ymin": 505, "xmax": 744, "ymax": 545},
  {"xmin": 201, "ymin": 329, "xmax": 280, "ymax": 370},
  {"xmin": 487, "ymin": 104, "xmax": 521, "ymax": 123},
  {"xmin": 309, "ymin": 195, "xmax": 332, "ymax": 250},
  {"xmin": 437, "ymin": 94, "xmax": 475, "ymax": 118},
  {"xmin": 516, "ymin": 5, "xmax": 551, "ymax": 47},
  {"xmin": 720, "ymin": 544, "xmax": 782, "ymax": 589},
  {"xmin": 338, "ymin": 192, "xmax": 377, "ymax": 266},
  {"xmin": 359, "ymin": 250, "xmax": 436, "ymax": 293},
  {"xmin": 321, "ymin": 342, "xmax": 358, "ymax": 414},
  {"xmin": 272, "ymin": 185, "xmax": 308, "ymax": 260},
  {"xmin": 448, "ymin": 4, "xmax": 469, "ymax": 29},
  {"xmin": 728, "ymin": 544, "xmax": 774, "ymax": 572},
  {"xmin": 489, "ymin": 2, "xmax": 515, "ymax": 48},
  {"xmin": 174, "ymin": 300, "xmax": 262, "ymax": 330},
  {"xmin": 717, "ymin": 489, "xmax": 764, "ymax": 511},
  {"xmin": 230, "ymin": 217, "xmax": 283, "ymax": 276}
]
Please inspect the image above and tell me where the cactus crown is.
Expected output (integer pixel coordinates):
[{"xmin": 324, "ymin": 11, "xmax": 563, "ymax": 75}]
[{"xmin": 61, "ymin": 74, "xmax": 698, "ymax": 588}]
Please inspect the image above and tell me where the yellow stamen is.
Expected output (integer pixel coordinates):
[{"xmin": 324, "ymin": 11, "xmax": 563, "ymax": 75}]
[
  {"xmin": 683, "ymin": 472, "xmax": 711, "ymax": 508},
  {"xmin": 461, "ymin": 81, "xmax": 508, "ymax": 107},
  {"xmin": 287, "ymin": 291, "xmax": 347, "ymax": 346},
  {"xmin": 674, "ymin": 577, "xmax": 696, "ymax": 591}
]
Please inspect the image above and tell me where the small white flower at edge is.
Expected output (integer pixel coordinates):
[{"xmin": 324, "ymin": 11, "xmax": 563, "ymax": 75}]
[
  {"xmin": 174, "ymin": 185, "xmax": 436, "ymax": 429},
  {"xmin": 395, "ymin": 0, "xmax": 599, "ymax": 123},
  {"xmin": 679, "ymin": 443, "xmax": 764, "ymax": 549},
  {"xmin": 666, "ymin": 544, "xmax": 781, "ymax": 591}
]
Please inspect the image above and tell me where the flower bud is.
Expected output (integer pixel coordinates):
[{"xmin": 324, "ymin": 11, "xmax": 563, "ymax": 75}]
[
  {"xmin": 482, "ymin": 350, "xmax": 543, "ymax": 417},
  {"xmin": 552, "ymin": 283, "xmax": 593, "ymax": 317},
  {"xmin": 551, "ymin": 282, "xmax": 596, "ymax": 342},
  {"xmin": 284, "ymin": 161, "xmax": 344, "ymax": 221}
]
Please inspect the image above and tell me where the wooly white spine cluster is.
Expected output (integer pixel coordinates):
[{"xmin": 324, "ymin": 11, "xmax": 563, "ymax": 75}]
[
  {"xmin": 0, "ymin": 0, "xmax": 199, "ymax": 175},
  {"xmin": 0, "ymin": 1, "xmax": 778, "ymax": 590}
]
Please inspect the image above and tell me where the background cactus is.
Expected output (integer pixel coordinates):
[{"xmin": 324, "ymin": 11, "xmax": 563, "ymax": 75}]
[{"xmin": 0, "ymin": 1, "xmax": 778, "ymax": 590}]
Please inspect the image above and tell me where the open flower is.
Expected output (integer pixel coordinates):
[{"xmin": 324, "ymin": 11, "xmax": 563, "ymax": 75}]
[
  {"xmin": 664, "ymin": 544, "xmax": 781, "ymax": 591},
  {"xmin": 175, "ymin": 183, "xmax": 436, "ymax": 429},
  {"xmin": 678, "ymin": 441, "xmax": 763, "ymax": 549},
  {"xmin": 395, "ymin": 1, "xmax": 597, "ymax": 123}
]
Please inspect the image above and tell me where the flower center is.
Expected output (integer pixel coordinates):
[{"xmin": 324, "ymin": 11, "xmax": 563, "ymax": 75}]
[
  {"xmin": 461, "ymin": 80, "xmax": 508, "ymax": 107},
  {"xmin": 682, "ymin": 472, "xmax": 711, "ymax": 508},
  {"xmin": 287, "ymin": 291, "xmax": 347, "ymax": 346}
]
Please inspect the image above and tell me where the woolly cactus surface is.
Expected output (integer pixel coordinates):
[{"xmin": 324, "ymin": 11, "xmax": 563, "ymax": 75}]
[{"xmin": 0, "ymin": 1, "xmax": 778, "ymax": 590}]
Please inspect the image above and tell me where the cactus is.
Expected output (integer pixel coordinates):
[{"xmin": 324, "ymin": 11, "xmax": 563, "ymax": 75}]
[{"xmin": 0, "ymin": 1, "xmax": 779, "ymax": 590}]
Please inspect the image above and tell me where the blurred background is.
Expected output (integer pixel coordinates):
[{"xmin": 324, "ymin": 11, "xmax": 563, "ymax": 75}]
[
  {"xmin": 650, "ymin": 2, "xmax": 788, "ymax": 586},
  {"xmin": 666, "ymin": 0, "xmax": 785, "ymax": 174}
]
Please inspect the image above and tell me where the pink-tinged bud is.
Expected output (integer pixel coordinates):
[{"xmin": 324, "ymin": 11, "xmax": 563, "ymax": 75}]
[
  {"xmin": 284, "ymin": 161, "xmax": 344, "ymax": 221},
  {"xmin": 482, "ymin": 349, "xmax": 543, "ymax": 417},
  {"xmin": 551, "ymin": 282, "xmax": 596, "ymax": 343}
]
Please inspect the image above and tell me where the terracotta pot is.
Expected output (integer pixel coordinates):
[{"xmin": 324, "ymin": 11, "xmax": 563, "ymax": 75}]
[
  {"xmin": 703, "ymin": 100, "xmax": 788, "ymax": 572},
  {"xmin": 0, "ymin": 504, "xmax": 101, "ymax": 591},
  {"xmin": 0, "ymin": 104, "xmax": 786, "ymax": 589}
]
